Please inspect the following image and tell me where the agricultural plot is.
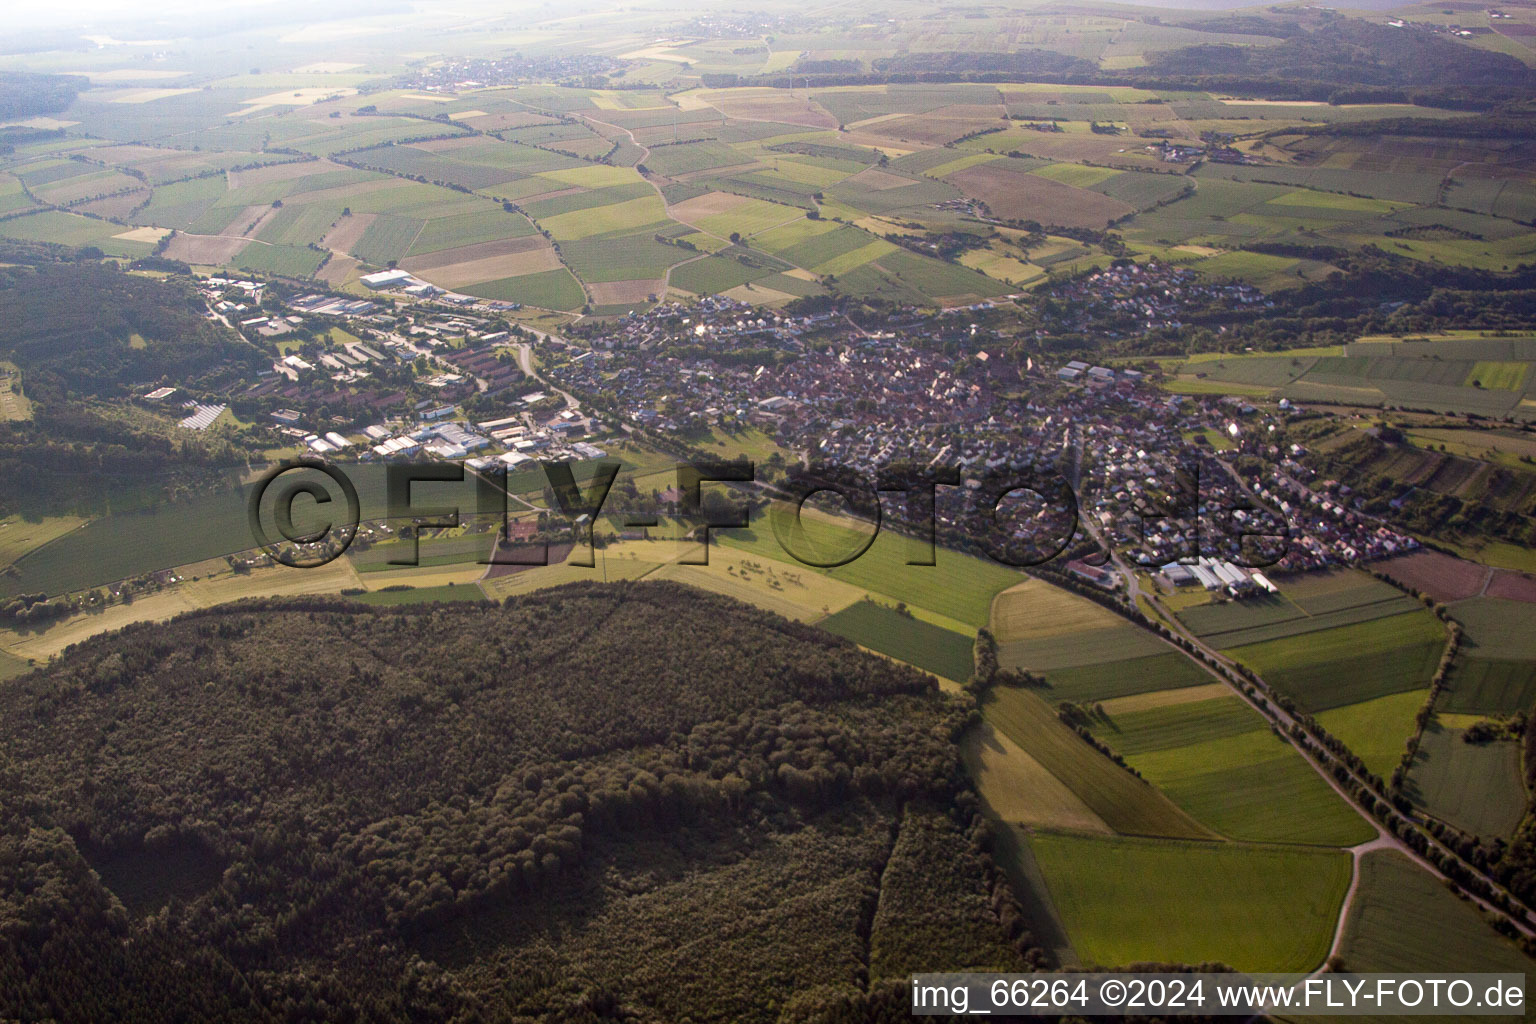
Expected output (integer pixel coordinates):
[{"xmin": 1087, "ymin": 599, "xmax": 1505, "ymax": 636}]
[
  {"xmin": 719, "ymin": 513, "xmax": 1021, "ymax": 630},
  {"xmin": 1314, "ymin": 689, "xmax": 1427, "ymax": 780},
  {"xmin": 982, "ymin": 685, "xmax": 1214, "ymax": 840},
  {"xmin": 1091, "ymin": 692, "xmax": 1376, "ymax": 846},
  {"xmin": 349, "ymin": 215, "xmax": 424, "ymax": 265},
  {"xmin": 349, "ymin": 533, "xmax": 496, "ymax": 573},
  {"xmin": 961, "ymin": 724, "xmax": 1112, "ymax": 834},
  {"xmin": 991, "ymin": 579, "xmax": 1181, "ymax": 692},
  {"xmin": 946, "ymin": 158, "xmax": 1134, "ymax": 229},
  {"xmin": 642, "ymin": 140, "xmax": 750, "ymax": 177},
  {"xmin": 1442, "ymin": 657, "xmax": 1536, "ymax": 716},
  {"xmin": 1040, "ymin": 651, "xmax": 1213, "ymax": 703},
  {"xmin": 404, "ymin": 208, "xmax": 536, "ymax": 256},
  {"xmin": 0, "ymin": 210, "xmax": 123, "ymax": 249},
  {"xmin": 1407, "ymin": 722, "xmax": 1527, "ymax": 837},
  {"xmin": 1337, "ymin": 850, "xmax": 1535, "ymax": 974},
  {"xmin": 462, "ymin": 268, "xmax": 586, "ymax": 310},
  {"xmin": 11, "ymin": 77, "xmax": 1536, "ymax": 312},
  {"xmin": 234, "ymin": 243, "xmax": 325, "ymax": 278},
  {"xmin": 1176, "ymin": 577, "xmax": 1422, "ymax": 649},
  {"xmin": 1227, "ymin": 610, "xmax": 1447, "ymax": 712},
  {"xmin": 537, "ymin": 195, "xmax": 668, "ymax": 241},
  {"xmin": 1439, "ymin": 597, "xmax": 1536, "ymax": 713},
  {"xmin": 820, "ymin": 599, "xmax": 975, "ymax": 682},
  {"xmin": 1029, "ymin": 832, "xmax": 1349, "ymax": 972},
  {"xmin": 561, "ymin": 234, "xmax": 685, "ymax": 283},
  {"xmin": 1280, "ymin": 350, "xmax": 1534, "ymax": 417},
  {"xmin": 401, "ymin": 237, "xmax": 560, "ymax": 289},
  {"xmin": 669, "ymin": 253, "xmax": 777, "ymax": 295},
  {"xmin": 648, "ymin": 544, "xmax": 866, "ymax": 624}
]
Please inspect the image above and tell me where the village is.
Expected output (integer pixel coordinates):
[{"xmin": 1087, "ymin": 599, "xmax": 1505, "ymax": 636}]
[{"xmin": 159, "ymin": 268, "xmax": 1419, "ymax": 589}]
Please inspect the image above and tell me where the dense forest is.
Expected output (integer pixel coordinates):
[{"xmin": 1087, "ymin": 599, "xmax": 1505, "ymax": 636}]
[
  {"xmin": 0, "ymin": 71, "xmax": 84, "ymax": 120},
  {"xmin": 0, "ymin": 261, "xmax": 262, "ymax": 403},
  {"xmin": 0, "ymin": 582, "xmax": 1043, "ymax": 1023},
  {"xmin": 698, "ymin": 15, "xmax": 1527, "ymax": 107},
  {"xmin": 1143, "ymin": 19, "xmax": 1535, "ymax": 90},
  {"xmin": 1031, "ymin": 252, "xmax": 1536, "ymax": 359},
  {"xmin": 0, "ymin": 260, "xmax": 263, "ymax": 516}
]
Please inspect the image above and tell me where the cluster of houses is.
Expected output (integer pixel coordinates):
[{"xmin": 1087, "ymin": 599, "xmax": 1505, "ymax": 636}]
[
  {"xmin": 1033, "ymin": 261, "xmax": 1269, "ymax": 339},
  {"xmin": 551, "ymin": 294, "xmax": 1424, "ymax": 583}
]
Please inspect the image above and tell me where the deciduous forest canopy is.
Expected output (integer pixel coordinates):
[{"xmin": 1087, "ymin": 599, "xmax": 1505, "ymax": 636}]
[{"xmin": 0, "ymin": 583, "xmax": 1037, "ymax": 1023}]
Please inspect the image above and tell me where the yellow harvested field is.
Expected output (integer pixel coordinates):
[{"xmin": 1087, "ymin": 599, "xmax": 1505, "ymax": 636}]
[
  {"xmin": 782, "ymin": 267, "xmax": 818, "ymax": 281},
  {"xmin": 539, "ymin": 164, "xmax": 643, "ymax": 188},
  {"xmin": 403, "ymin": 235, "xmax": 547, "ymax": 271},
  {"xmin": 589, "ymin": 279, "xmax": 663, "ymax": 304},
  {"xmin": 652, "ymin": 544, "xmax": 867, "ymax": 621},
  {"xmin": 229, "ymin": 158, "xmax": 343, "ymax": 188},
  {"xmin": 361, "ymin": 565, "xmax": 488, "ymax": 589},
  {"xmin": 617, "ymin": 46, "xmax": 692, "ymax": 63},
  {"xmin": 0, "ymin": 560, "xmax": 362, "ymax": 662},
  {"xmin": 668, "ymin": 190, "xmax": 749, "ymax": 223},
  {"xmin": 962, "ymin": 723, "xmax": 1113, "ymax": 833},
  {"xmin": 163, "ymin": 233, "xmax": 252, "ymax": 265},
  {"xmin": 721, "ymin": 283, "xmax": 796, "ymax": 305},
  {"xmin": 320, "ymin": 212, "xmax": 376, "ymax": 252},
  {"xmin": 112, "ymin": 226, "xmax": 171, "ymax": 243},
  {"xmin": 960, "ymin": 248, "xmax": 1042, "ymax": 286},
  {"xmin": 105, "ymin": 87, "xmax": 201, "ymax": 104},
  {"xmin": 670, "ymin": 91, "xmax": 714, "ymax": 111},
  {"xmin": 405, "ymin": 246, "xmax": 560, "ymax": 289},
  {"xmin": 223, "ymin": 204, "xmax": 283, "ymax": 238},
  {"xmin": 449, "ymin": 109, "xmax": 490, "ymax": 120},
  {"xmin": 317, "ymin": 253, "xmax": 359, "ymax": 286},
  {"xmin": 845, "ymin": 112, "xmax": 907, "ymax": 130},
  {"xmin": 233, "ymin": 87, "xmax": 358, "ymax": 114},
  {"xmin": 845, "ymin": 166, "xmax": 918, "ymax": 191},
  {"xmin": 990, "ymin": 578, "xmax": 1124, "ymax": 642}
]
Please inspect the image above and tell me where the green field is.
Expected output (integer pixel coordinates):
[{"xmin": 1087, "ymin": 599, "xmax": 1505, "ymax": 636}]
[
  {"xmin": 1314, "ymin": 689, "xmax": 1427, "ymax": 780},
  {"xmin": 1450, "ymin": 598, "xmax": 1536, "ymax": 660},
  {"xmin": 406, "ymin": 209, "xmax": 536, "ymax": 256},
  {"xmin": 462, "ymin": 269, "xmax": 586, "ymax": 310},
  {"xmin": 1441, "ymin": 657, "xmax": 1536, "ymax": 715},
  {"xmin": 1227, "ymin": 611, "xmax": 1448, "ymax": 712},
  {"xmin": 1038, "ymin": 650, "xmax": 1213, "ymax": 702},
  {"xmin": 1466, "ymin": 361, "xmax": 1529, "ymax": 391},
  {"xmin": 1407, "ymin": 722, "xmax": 1528, "ymax": 838},
  {"xmin": 235, "ymin": 243, "xmax": 326, "ymax": 278},
  {"xmin": 1094, "ymin": 694, "xmax": 1376, "ymax": 846},
  {"xmin": 819, "ymin": 599, "xmax": 975, "ymax": 682},
  {"xmin": 1029, "ymin": 832, "xmax": 1350, "ymax": 971},
  {"xmin": 1335, "ymin": 850, "xmax": 1534, "ymax": 974},
  {"xmin": 719, "ymin": 515, "xmax": 1022, "ymax": 630},
  {"xmin": 0, "ymin": 649, "xmax": 33, "ymax": 680},
  {"xmin": 982, "ymin": 685, "xmax": 1215, "ymax": 840},
  {"xmin": 669, "ymin": 253, "xmax": 775, "ymax": 294}
]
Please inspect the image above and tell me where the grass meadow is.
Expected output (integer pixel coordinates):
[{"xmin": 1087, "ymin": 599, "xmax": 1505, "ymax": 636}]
[{"xmin": 1029, "ymin": 832, "xmax": 1349, "ymax": 972}]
